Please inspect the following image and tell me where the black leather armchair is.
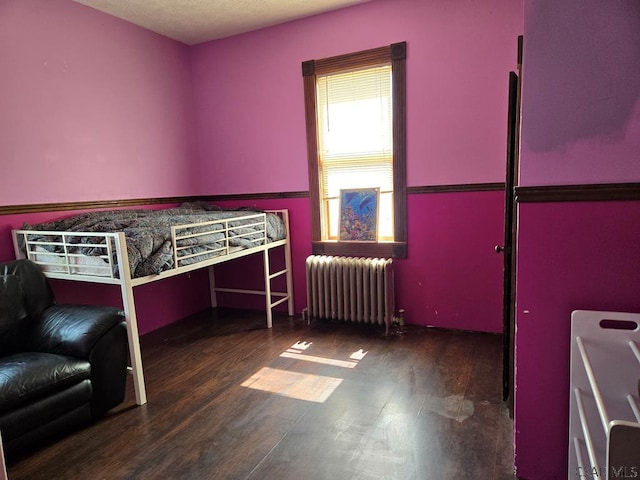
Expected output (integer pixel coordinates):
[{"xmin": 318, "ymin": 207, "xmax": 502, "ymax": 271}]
[{"xmin": 0, "ymin": 259, "xmax": 128, "ymax": 457}]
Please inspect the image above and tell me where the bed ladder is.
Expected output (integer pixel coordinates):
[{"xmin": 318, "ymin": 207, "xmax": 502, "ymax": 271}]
[{"xmin": 263, "ymin": 240, "xmax": 295, "ymax": 327}]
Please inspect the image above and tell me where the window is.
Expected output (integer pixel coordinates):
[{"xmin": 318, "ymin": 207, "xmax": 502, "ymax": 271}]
[
  {"xmin": 317, "ymin": 65, "xmax": 393, "ymax": 241},
  {"xmin": 302, "ymin": 42, "xmax": 407, "ymax": 258}
]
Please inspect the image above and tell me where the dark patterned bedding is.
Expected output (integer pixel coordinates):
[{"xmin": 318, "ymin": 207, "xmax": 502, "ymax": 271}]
[{"xmin": 21, "ymin": 202, "xmax": 286, "ymax": 278}]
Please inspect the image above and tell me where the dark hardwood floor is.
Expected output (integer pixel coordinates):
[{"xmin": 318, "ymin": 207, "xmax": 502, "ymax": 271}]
[{"xmin": 7, "ymin": 309, "xmax": 515, "ymax": 480}]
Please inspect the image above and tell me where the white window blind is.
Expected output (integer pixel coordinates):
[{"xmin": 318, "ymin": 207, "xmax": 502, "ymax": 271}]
[{"xmin": 316, "ymin": 65, "xmax": 394, "ymax": 240}]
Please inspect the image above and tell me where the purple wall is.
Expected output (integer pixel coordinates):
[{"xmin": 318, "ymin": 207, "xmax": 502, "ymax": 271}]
[
  {"xmin": 515, "ymin": 1, "xmax": 640, "ymax": 478},
  {"xmin": 515, "ymin": 202, "xmax": 640, "ymax": 479},
  {"xmin": 400, "ymin": 191, "xmax": 504, "ymax": 332},
  {"xmin": 0, "ymin": 0, "xmax": 198, "ymax": 206},
  {"xmin": 190, "ymin": 0, "xmax": 523, "ymax": 193},
  {"xmin": 519, "ymin": 0, "xmax": 640, "ymax": 186}
]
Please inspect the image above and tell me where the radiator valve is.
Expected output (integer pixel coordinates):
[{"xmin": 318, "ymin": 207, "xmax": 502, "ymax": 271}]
[{"xmin": 394, "ymin": 309, "xmax": 407, "ymax": 334}]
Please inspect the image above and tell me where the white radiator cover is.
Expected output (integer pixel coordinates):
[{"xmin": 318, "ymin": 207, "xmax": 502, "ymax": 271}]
[{"xmin": 305, "ymin": 255, "xmax": 395, "ymax": 333}]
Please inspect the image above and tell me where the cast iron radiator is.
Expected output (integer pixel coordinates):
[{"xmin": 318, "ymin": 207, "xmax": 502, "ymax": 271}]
[{"xmin": 305, "ymin": 255, "xmax": 395, "ymax": 334}]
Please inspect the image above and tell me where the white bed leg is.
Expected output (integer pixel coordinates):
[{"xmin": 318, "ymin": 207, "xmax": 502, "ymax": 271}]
[
  {"xmin": 282, "ymin": 214, "xmax": 295, "ymax": 316},
  {"xmin": 263, "ymin": 249, "xmax": 273, "ymax": 329},
  {"xmin": 121, "ymin": 285, "xmax": 147, "ymax": 405},
  {"xmin": 115, "ymin": 233, "xmax": 147, "ymax": 406},
  {"xmin": 208, "ymin": 266, "xmax": 217, "ymax": 308}
]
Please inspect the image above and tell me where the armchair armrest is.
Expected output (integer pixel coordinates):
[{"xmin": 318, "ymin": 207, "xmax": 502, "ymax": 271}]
[
  {"xmin": 30, "ymin": 304, "xmax": 129, "ymax": 417},
  {"xmin": 29, "ymin": 304, "xmax": 125, "ymax": 359}
]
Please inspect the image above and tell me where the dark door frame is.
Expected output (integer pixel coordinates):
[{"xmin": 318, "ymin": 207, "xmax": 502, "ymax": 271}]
[{"xmin": 500, "ymin": 36, "xmax": 522, "ymax": 413}]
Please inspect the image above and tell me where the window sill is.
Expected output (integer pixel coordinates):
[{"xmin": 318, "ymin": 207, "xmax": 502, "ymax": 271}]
[{"xmin": 312, "ymin": 241, "xmax": 406, "ymax": 259}]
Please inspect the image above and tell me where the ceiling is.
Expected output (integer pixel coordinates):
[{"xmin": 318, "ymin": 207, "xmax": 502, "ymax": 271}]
[{"xmin": 71, "ymin": 0, "xmax": 374, "ymax": 46}]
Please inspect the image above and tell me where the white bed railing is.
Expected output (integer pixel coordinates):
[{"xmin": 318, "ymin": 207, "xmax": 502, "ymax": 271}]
[
  {"xmin": 14, "ymin": 230, "xmax": 120, "ymax": 282},
  {"xmin": 171, "ymin": 212, "xmax": 268, "ymax": 268},
  {"xmin": 14, "ymin": 211, "xmax": 279, "ymax": 282}
]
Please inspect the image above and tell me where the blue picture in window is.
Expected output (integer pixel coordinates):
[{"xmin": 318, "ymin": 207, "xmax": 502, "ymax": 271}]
[{"xmin": 339, "ymin": 188, "xmax": 379, "ymax": 242}]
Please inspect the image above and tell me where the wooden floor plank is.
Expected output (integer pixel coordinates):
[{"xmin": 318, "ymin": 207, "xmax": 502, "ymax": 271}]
[{"xmin": 7, "ymin": 309, "xmax": 514, "ymax": 480}]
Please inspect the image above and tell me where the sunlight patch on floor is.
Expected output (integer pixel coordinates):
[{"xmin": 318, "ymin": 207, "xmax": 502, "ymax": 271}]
[
  {"xmin": 280, "ymin": 342, "xmax": 368, "ymax": 369},
  {"xmin": 280, "ymin": 351, "xmax": 360, "ymax": 368},
  {"xmin": 241, "ymin": 342, "xmax": 369, "ymax": 402},
  {"xmin": 290, "ymin": 341, "xmax": 312, "ymax": 351},
  {"xmin": 241, "ymin": 367, "xmax": 343, "ymax": 403}
]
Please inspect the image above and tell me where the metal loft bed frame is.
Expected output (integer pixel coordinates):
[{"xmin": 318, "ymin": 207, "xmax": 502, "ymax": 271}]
[{"xmin": 12, "ymin": 210, "xmax": 294, "ymax": 406}]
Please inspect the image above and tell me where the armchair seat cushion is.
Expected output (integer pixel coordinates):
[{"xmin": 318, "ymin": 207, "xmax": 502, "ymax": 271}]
[{"xmin": 0, "ymin": 352, "xmax": 90, "ymax": 414}]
